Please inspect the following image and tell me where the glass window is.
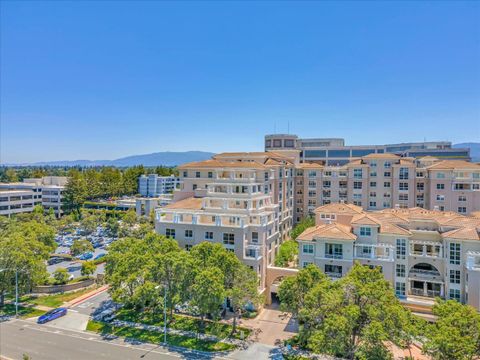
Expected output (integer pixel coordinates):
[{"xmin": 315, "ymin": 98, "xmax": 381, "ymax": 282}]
[
  {"xmin": 325, "ymin": 243, "xmax": 343, "ymax": 259},
  {"xmin": 166, "ymin": 228, "xmax": 175, "ymax": 239},
  {"xmin": 354, "ymin": 169, "xmax": 363, "ymax": 179},
  {"xmin": 302, "ymin": 244, "xmax": 314, "ymax": 254},
  {"xmin": 223, "ymin": 233, "xmax": 235, "ymax": 245},
  {"xmin": 360, "ymin": 227, "xmax": 371, "ymax": 236},
  {"xmin": 328, "ymin": 150, "xmax": 350, "ymax": 157},
  {"xmin": 396, "ymin": 239, "xmax": 406, "ymax": 259},
  {"xmin": 205, "ymin": 231, "xmax": 213, "ymax": 240},
  {"xmin": 185, "ymin": 230, "xmax": 193, "ymax": 238},
  {"xmin": 396, "ymin": 264, "xmax": 406, "ymax": 277},
  {"xmin": 395, "ymin": 282, "xmax": 406, "ymax": 297},
  {"xmin": 450, "ymin": 270, "xmax": 461, "ymax": 284},
  {"xmin": 449, "ymin": 243, "xmax": 461, "ymax": 265},
  {"xmin": 304, "ymin": 150, "xmax": 327, "ymax": 158},
  {"xmin": 399, "ymin": 168, "xmax": 409, "ymax": 180},
  {"xmin": 449, "ymin": 289, "xmax": 461, "ymax": 302}
]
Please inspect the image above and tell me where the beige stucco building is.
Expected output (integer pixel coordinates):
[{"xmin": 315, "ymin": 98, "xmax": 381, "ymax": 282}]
[
  {"xmin": 155, "ymin": 152, "xmax": 296, "ymax": 291},
  {"xmin": 297, "ymin": 203, "xmax": 480, "ymax": 310},
  {"xmin": 294, "ymin": 154, "xmax": 480, "ymax": 222}
]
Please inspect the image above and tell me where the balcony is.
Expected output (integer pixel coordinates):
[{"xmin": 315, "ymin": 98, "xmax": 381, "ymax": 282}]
[
  {"xmin": 325, "ymin": 272, "xmax": 342, "ymax": 279},
  {"xmin": 325, "ymin": 254, "xmax": 343, "ymax": 260},
  {"xmin": 245, "ymin": 245, "xmax": 262, "ymax": 260},
  {"xmin": 354, "ymin": 244, "xmax": 394, "ymax": 261},
  {"xmin": 466, "ymin": 251, "xmax": 480, "ymax": 270}
]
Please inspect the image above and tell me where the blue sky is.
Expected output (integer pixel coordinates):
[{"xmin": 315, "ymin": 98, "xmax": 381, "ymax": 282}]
[{"xmin": 1, "ymin": 1, "xmax": 479, "ymax": 163}]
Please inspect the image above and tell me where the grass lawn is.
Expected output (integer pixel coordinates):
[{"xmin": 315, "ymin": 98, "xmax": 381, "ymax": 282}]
[
  {"xmin": 0, "ymin": 304, "xmax": 46, "ymax": 319},
  {"xmin": 20, "ymin": 287, "xmax": 97, "ymax": 308},
  {"xmin": 115, "ymin": 308, "xmax": 251, "ymax": 340},
  {"xmin": 86, "ymin": 320, "xmax": 236, "ymax": 352}
]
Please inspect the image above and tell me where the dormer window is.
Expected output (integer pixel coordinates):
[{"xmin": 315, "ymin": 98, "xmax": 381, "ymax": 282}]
[{"xmin": 360, "ymin": 227, "xmax": 372, "ymax": 236}]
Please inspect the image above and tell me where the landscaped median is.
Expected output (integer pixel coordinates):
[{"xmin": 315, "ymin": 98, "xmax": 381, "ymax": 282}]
[{"xmin": 86, "ymin": 320, "xmax": 237, "ymax": 352}]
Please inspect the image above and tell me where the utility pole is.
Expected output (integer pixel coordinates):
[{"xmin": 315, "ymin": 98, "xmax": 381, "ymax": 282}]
[
  {"xmin": 164, "ymin": 286, "xmax": 167, "ymax": 344},
  {"xmin": 15, "ymin": 270, "xmax": 18, "ymax": 318}
]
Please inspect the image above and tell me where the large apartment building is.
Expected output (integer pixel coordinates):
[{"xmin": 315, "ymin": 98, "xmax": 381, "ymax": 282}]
[
  {"xmin": 138, "ymin": 174, "xmax": 180, "ymax": 197},
  {"xmin": 0, "ymin": 176, "xmax": 67, "ymax": 217},
  {"xmin": 294, "ymin": 154, "xmax": 480, "ymax": 221},
  {"xmin": 265, "ymin": 134, "xmax": 470, "ymax": 165},
  {"xmin": 155, "ymin": 152, "xmax": 295, "ymax": 290},
  {"xmin": 296, "ymin": 203, "xmax": 480, "ymax": 310}
]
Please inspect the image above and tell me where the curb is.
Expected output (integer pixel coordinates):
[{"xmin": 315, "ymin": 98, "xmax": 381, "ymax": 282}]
[{"xmin": 67, "ymin": 286, "xmax": 109, "ymax": 308}]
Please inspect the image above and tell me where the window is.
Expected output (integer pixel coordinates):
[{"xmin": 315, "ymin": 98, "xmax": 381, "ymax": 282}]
[
  {"xmin": 395, "ymin": 282, "xmax": 406, "ymax": 297},
  {"xmin": 302, "ymin": 261, "xmax": 313, "ymax": 268},
  {"xmin": 323, "ymin": 181, "xmax": 331, "ymax": 188},
  {"xmin": 354, "ymin": 169, "xmax": 363, "ymax": 179},
  {"xmin": 208, "ymin": 172, "xmax": 213, "ymax": 178},
  {"xmin": 325, "ymin": 264, "xmax": 342, "ymax": 276},
  {"xmin": 450, "ymin": 270, "xmax": 461, "ymax": 284},
  {"xmin": 302, "ymin": 244, "xmax": 314, "ymax": 254},
  {"xmin": 183, "ymin": 171, "xmax": 187, "ymax": 177},
  {"xmin": 166, "ymin": 228, "xmax": 175, "ymax": 239},
  {"xmin": 370, "ymin": 192, "xmax": 376, "ymax": 197},
  {"xmin": 195, "ymin": 171, "xmax": 201, "ymax": 178},
  {"xmin": 399, "ymin": 168, "xmax": 409, "ymax": 180},
  {"xmin": 384, "ymin": 182, "xmax": 391, "ymax": 188},
  {"xmin": 370, "ymin": 182, "xmax": 376, "ymax": 187},
  {"xmin": 205, "ymin": 231, "xmax": 213, "ymax": 240},
  {"xmin": 370, "ymin": 161, "xmax": 377, "ymax": 168},
  {"xmin": 308, "ymin": 171, "xmax": 317, "ymax": 178},
  {"xmin": 416, "ymin": 171, "xmax": 424, "ymax": 178},
  {"xmin": 437, "ymin": 184, "xmax": 445, "ymax": 190},
  {"xmin": 370, "ymin": 172, "xmax": 377, "ymax": 177},
  {"xmin": 384, "ymin": 162, "xmax": 391, "ymax": 169},
  {"xmin": 399, "ymin": 182, "xmax": 409, "ymax": 191},
  {"xmin": 360, "ymin": 227, "xmax": 371, "ymax": 236},
  {"xmin": 436, "ymin": 194, "xmax": 445, "ymax": 201},
  {"xmin": 458, "ymin": 195, "xmax": 467, "ymax": 202},
  {"xmin": 223, "ymin": 233, "xmax": 235, "ymax": 245},
  {"xmin": 449, "ymin": 289, "xmax": 461, "ymax": 302},
  {"xmin": 252, "ymin": 232, "xmax": 259, "ymax": 243},
  {"xmin": 399, "ymin": 194, "xmax": 409, "ymax": 201},
  {"xmin": 384, "ymin": 171, "xmax": 391, "ymax": 177},
  {"xmin": 308, "ymin": 180, "xmax": 316, "ymax": 188},
  {"xmin": 325, "ymin": 243, "xmax": 343, "ymax": 259},
  {"xmin": 192, "ymin": 184, "xmax": 197, "ymax": 190},
  {"xmin": 417, "ymin": 183, "xmax": 424, "ymax": 191},
  {"xmin": 396, "ymin": 239, "xmax": 406, "ymax": 259},
  {"xmin": 458, "ymin": 207, "xmax": 467, "ymax": 214},
  {"xmin": 449, "ymin": 243, "xmax": 461, "ymax": 265},
  {"xmin": 396, "ymin": 264, "xmax": 406, "ymax": 277},
  {"xmin": 437, "ymin": 173, "xmax": 446, "ymax": 179},
  {"xmin": 185, "ymin": 244, "xmax": 192, "ymax": 251},
  {"xmin": 308, "ymin": 190, "xmax": 316, "ymax": 197},
  {"xmin": 354, "ymin": 181, "xmax": 362, "ymax": 189},
  {"xmin": 185, "ymin": 230, "xmax": 193, "ymax": 238},
  {"xmin": 324, "ymin": 171, "xmax": 332, "ymax": 177}
]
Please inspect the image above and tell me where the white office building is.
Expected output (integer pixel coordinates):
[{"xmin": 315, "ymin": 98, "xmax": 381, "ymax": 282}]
[{"xmin": 138, "ymin": 174, "xmax": 180, "ymax": 197}]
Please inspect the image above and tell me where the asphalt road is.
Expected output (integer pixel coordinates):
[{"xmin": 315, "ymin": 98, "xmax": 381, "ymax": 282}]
[
  {"xmin": 0, "ymin": 319, "xmax": 192, "ymax": 360},
  {"xmin": 71, "ymin": 289, "xmax": 111, "ymax": 315}
]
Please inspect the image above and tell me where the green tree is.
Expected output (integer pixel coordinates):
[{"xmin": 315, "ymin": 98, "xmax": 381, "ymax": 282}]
[
  {"xmin": 278, "ymin": 264, "xmax": 326, "ymax": 318},
  {"xmin": 280, "ymin": 263, "xmax": 411, "ymax": 360},
  {"xmin": 228, "ymin": 265, "xmax": 260, "ymax": 334},
  {"xmin": 423, "ymin": 299, "xmax": 480, "ymax": 360},
  {"xmin": 5, "ymin": 168, "xmax": 19, "ymax": 182},
  {"xmin": 274, "ymin": 240, "xmax": 298, "ymax": 267},
  {"xmin": 0, "ymin": 233, "xmax": 49, "ymax": 306},
  {"xmin": 53, "ymin": 268, "xmax": 69, "ymax": 284},
  {"xmin": 80, "ymin": 213, "xmax": 98, "ymax": 234},
  {"xmin": 122, "ymin": 166, "xmax": 144, "ymax": 195},
  {"xmin": 106, "ymin": 217, "xmax": 120, "ymax": 237},
  {"xmin": 64, "ymin": 169, "xmax": 88, "ymax": 214},
  {"xmin": 191, "ymin": 268, "xmax": 225, "ymax": 332},
  {"xmin": 71, "ymin": 239, "xmax": 94, "ymax": 256},
  {"xmin": 81, "ymin": 261, "xmax": 96, "ymax": 277},
  {"xmin": 290, "ymin": 217, "xmax": 315, "ymax": 240},
  {"xmin": 122, "ymin": 209, "xmax": 137, "ymax": 227}
]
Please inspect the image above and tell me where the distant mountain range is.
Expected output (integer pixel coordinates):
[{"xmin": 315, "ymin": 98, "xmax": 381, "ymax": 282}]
[
  {"xmin": 5, "ymin": 151, "xmax": 216, "ymax": 167},
  {"xmin": 454, "ymin": 143, "xmax": 480, "ymax": 162}
]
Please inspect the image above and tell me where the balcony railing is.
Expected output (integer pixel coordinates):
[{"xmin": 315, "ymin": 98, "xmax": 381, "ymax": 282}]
[
  {"xmin": 325, "ymin": 254, "xmax": 343, "ymax": 259},
  {"xmin": 325, "ymin": 272, "xmax": 342, "ymax": 278},
  {"xmin": 409, "ymin": 269, "xmax": 441, "ymax": 277}
]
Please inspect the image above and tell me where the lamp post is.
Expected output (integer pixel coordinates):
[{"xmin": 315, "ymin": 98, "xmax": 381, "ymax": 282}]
[
  {"xmin": 155, "ymin": 283, "xmax": 167, "ymax": 345},
  {"xmin": 0, "ymin": 268, "xmax": 27, "ymax": 318}
]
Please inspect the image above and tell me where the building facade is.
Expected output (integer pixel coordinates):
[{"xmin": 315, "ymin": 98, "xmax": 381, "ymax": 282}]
[
  {"xmin": 155, "ymin": 152, "xmax": 295, "ymax": 291},
  {"xmin": 0, "ymin": 176, "xmax": 67, "ymax": 217},
  {"xmin": 265, "ymin": 134, "xmax": 471, "ymax": 165},
  {"xmin": 296, "ymin": 203, "xmax": 480, "ymax": 310},
  {"xmin": 0, "ymin": 189, "xmax": 41, "ymax": 217},
  {"xmin": 139, "ymin": 174, "xmax": 180, "ymax": 197},
  {"xmin": 293, "ymin": 154, "xmax": 480, "ymax": 221}
]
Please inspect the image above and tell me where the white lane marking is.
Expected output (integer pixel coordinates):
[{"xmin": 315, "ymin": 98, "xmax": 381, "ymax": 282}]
[{"xmin": 69, "ymin": 309, "xmax": 79, "ymax": 313}]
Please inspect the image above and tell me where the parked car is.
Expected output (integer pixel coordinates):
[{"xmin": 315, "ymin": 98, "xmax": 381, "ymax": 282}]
[
  {"xmin": 77, "ymin": 252, "xmax": 94, "ymax": 260},
  {"xmin": 48, "ymin": 257, "xmax": 64, "ymax": 265},
  {"xmin": 94, "ymin": 253, "xmax": 106, "ymax": 261},
  {"xmin": 37, "ymin": 308, "xmax": 67, "ymax": 324}
]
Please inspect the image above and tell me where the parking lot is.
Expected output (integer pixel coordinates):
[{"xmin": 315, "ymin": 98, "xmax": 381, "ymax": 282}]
[{"xmin": 47, "ymin": 225, "xmax": 119, "ymax": 280}]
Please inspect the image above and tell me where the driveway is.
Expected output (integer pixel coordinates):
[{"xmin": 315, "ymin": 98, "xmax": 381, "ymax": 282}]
[{"xmin": 238, "ymin": 305, "xmax": 298, "ymax": 346}]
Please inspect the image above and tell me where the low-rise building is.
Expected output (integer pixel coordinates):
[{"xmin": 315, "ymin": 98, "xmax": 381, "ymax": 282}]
[
  {"xmin": 138, "ymin": 174, "xmax": 180, "ymax": 197},
  {"xmin": 0, "ymin": 176, "xmax": 67, "ymax": 217},
  {"xmin": 0, "ymin": 189, "xmax": 40, "ymax": 217},
  {"xmin": 297, "ymin": 203, "xmax": 480, "ymax": 310}
]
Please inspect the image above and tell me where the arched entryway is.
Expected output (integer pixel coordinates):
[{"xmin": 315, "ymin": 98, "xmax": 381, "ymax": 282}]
[{"xmin": 408, "ymin": 263, "xmax": 444, "ymax": 298}]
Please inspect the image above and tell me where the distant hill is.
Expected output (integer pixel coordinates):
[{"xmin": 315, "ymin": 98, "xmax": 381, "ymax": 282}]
[
  {"xmin": 453, "ymin": 143, "xmax": 480, "ymax": 162},
  {"xmin": 6, "ymin": 151, "xmax": 216, "ymax": 167}
]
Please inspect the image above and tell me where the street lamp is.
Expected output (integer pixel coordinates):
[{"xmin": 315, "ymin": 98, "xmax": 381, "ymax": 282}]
[
  {"xmin": 155, "ymin": 283, "xmax": 167, "ymax": 345},
  {"xmin": 0, "ymin": 268, "xmax": 28, "ymax": 318}
]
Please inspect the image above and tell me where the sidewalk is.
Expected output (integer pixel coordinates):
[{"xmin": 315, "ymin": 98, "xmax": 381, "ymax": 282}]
[{"xmin": 65, "ymin": 285, "xmax": 109, "ymax": 308}]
